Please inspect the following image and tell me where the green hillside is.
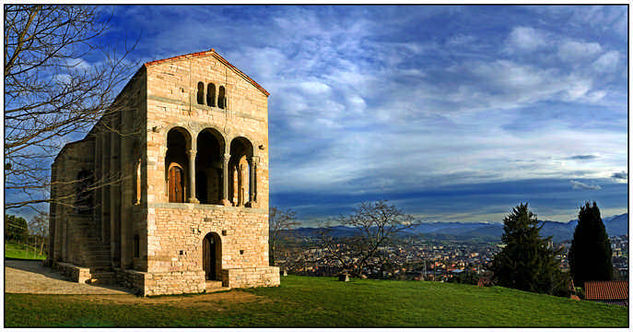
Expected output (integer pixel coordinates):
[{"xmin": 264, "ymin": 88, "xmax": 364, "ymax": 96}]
[
  {"xmin": 5, "ymin": 241, "xmax": 46, "ymax": 260},
  {"xmin": 5, "ymin": 275, "xmax": 627, "ymax": 327}
]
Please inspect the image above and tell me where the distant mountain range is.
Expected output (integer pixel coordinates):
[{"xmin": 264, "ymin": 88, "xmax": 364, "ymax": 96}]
[{"xmin": 290, "ymin": 213, "xmax": 628, "ymax": 243}]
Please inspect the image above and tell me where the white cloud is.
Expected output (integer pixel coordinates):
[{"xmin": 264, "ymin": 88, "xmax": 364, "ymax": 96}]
[
  {"xmin": 570, "ymin": 180, "xmax": 602, "ymax": 190},
  {"xmin": 557, "ymin": 40, "xmax": 602, "ymax": 61},
  {"xmin": 65, "ymin": 58, "xmax": 92, "ymax": 71},
  {"xmin": 299, "ymin": 81, "xmax": 332, "ymax": 94},
  {"xmin": 506, "ymin": 26, "xmax": 547, "ymax": 52},
  {"xmin": 592, "ymin": 51, "xmax": 620, "ymax": 73},
  {"xmin": 446, "ymin": 33, "xmax": 477, "ymax": 47},
  {"xmin": 53, "ymin": 74, "xmax": 72, "ymax": 84}
]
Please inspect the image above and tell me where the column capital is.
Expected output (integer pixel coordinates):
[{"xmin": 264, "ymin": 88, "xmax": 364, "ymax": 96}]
[
  {"xmin": 187, "ymin": 149, "xmax": 197, "ymax": 156},
  {"xmin": 223, "ymin": 153, "xmax": 231, "ymax": 162}
]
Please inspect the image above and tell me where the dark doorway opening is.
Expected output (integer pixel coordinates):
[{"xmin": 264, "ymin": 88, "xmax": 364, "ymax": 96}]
[{"xmin": 203, "ymin": 232, "xmax": 222, "ymax": 280}]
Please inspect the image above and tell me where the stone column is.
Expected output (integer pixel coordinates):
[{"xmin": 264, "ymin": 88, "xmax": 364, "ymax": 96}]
[
  {"xmin": 233, "ymin": 165, "xmax": 239, "ymax": 206},
  {"xmin": 101, "ymin": 129, "xmax": 110, "ymax": 245},
  {"xmin": 221, "ymin": 153, "xmax": 231, "ymax": 206},
  {"xmin": 187, "ymin": 149, "xmax": 198, "ymax": 203},
  {"xmin": 110, "ymin": 126, "xmax": 121, "ymax": 266},
  {"xmin": 246, "ymin": 157, "xmax": 257, "ymax": 207}
]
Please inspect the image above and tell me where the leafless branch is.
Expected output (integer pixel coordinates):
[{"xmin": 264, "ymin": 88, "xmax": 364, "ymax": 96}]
[{"xmin": 4, "ymin": 5, "xmax": 141, "ymax": 211}]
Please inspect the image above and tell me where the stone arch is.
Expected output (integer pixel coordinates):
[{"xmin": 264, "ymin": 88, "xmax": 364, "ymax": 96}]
[
  {"xmin": 166, "ymin": 127, "xmax": 192, "ymax": 202},
  {"xmin": 229, "ymin": 137, "xmax": 255, "ymax": 207},
  {"xmin": 202, "ymin": 232, "xmax": 222, "ymax": 280},
  {"xmin": 196, "ymin": 128, "xmax": 225, "ymax": 204}
]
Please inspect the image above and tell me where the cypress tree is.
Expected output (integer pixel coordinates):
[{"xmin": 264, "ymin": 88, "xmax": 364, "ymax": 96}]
[
  {"xmin": 492, "ymin": 203, "xmax": 569, "ymax": 296},
  {"xmin": 568, "ymin": 202, "xmax": 613, "ymax": 287}
]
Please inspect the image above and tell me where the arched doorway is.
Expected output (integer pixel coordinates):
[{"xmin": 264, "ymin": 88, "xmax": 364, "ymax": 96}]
[
  {"xmin": 168, "ymin": 164, "xmax": 185, "ymax": 203},
  {"xmin": 202, "ymin": 232, "xmax": 222, "ymax": 280}
]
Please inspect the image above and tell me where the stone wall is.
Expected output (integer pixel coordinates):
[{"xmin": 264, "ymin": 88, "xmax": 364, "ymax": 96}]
[
  {"xmin": 222, "ymin": 266, "xmax": 280, "ymax": 288},
  {"xmin": 147, "ymin": 203, "xmax": 269, "ymax": 273},
  {"xmin": 54, "ymin": 262, "xmax": 91, "ymax": 284},
  {"xmin": 117, "ymin": 269, "xmax": 206, "ymax": 296}
]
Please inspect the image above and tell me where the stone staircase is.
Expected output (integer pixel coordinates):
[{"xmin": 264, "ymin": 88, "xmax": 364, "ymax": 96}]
[{"xmin": 68, "ymin": 214, "xmax": 114, "ymax": 284}]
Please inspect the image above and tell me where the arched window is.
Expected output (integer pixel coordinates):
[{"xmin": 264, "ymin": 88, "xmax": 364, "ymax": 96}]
[
  {"xmin": 218, "ymin": 86, "xmax": 226, "ymax": 109},
  {"xmin": 197, "ymin": 82, "xmax": 204, "ymax": 105},
  {"xmin": 135, "ymin": 158, "xmax": 141, "ymax": 204},
  {"xmin": 228, "ymin": 137, "xmax": 254, "ymax": 207},
  {"xmin": 196, "ymin": 128, "xmax": 224, "ymax": 204},
  {"xmin": 166, "ymin": 128, "xmax": 191, "ymax": 203},
  {"xmin": 207, "ymin": 83, "xmax": 216, "ymax": 107}
]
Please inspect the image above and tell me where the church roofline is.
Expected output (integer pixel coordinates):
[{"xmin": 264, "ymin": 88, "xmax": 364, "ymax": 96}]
[
  {"xmin": 144, "ymin": 49, "xmax": 270, "ymax": 97},
  {"xmin": 53, "ymin": 138, "xmax": 89, "ymax": 163}
]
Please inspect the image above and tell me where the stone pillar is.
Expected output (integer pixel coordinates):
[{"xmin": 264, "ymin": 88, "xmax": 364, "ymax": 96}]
[
  {"xmin": 110, "ymin": 119, "xmax": 121, "ymax": 266},
  {"xmin": 246, "ymin": 157, "xmax": 257, "ymax": 207},
  {"xmin": 101, "ymin": 129, "xmax": 110, "ymax": 245},
  {"xmin": 233, "ymin": 165, "xmax": 239, "ymax": 206},
  {"xmin": 120, "ymin": 108, "xmax": 131, "ymax": 269},
  {"xmin": 94, "ymin": 133, "xmax": 102, "ymax": 241},
  {"xmin": 221, "ymin": 153, "xmax": 230, "ymax": 206},
  {"xmin": 187, "ymin": 149, "xmax": 198, "ymax": 203}
]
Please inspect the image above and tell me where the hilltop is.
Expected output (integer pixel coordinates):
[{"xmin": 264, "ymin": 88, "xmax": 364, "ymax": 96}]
[
  {"xmin": 5, "ymin": 275, "xmax": 627, "ymax": 327},
  {"xmin": 291, "ymin": 213, "xmax": 628, "ymax": 242}
]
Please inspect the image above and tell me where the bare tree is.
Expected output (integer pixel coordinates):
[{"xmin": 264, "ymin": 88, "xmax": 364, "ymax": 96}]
[
  {"xmin": 4, "ymin": 5, "xmax": 138, "ymax": 211},
  {"xmin": 29, "ymin": 212, "xmax": 49, "ymax": 255},
  {"xmin": 269, "ymin": 207, "xmax": 299, "ymax": 266},
  {"xmin": 318, "ymin": 200, "xmax": 418, "ymax": 277}
]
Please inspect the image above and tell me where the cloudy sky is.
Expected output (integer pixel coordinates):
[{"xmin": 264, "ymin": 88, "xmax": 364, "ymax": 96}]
[{"xmin": 64, "ymin": 6, "xmax": 631, "ymax": 224}]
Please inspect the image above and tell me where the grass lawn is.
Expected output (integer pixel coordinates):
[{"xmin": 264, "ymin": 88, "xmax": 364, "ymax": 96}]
[
  {"xmin": 5, "ymin": 241, "xmax": 46, "ymax": 260},
  {"xmin": 4, "ymin": 275, "xmax": 628, "ymax": 327}
]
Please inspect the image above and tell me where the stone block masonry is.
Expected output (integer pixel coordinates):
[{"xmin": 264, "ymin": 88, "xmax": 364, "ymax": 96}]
[{"xmin": 48, "ymin": 49, "xmax": 279, "ymax": 295}]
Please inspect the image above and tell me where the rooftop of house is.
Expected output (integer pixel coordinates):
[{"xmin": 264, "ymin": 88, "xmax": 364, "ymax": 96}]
[{"xmin": 584, "ymin": 280, "xmax": 628, "ymax": 300}]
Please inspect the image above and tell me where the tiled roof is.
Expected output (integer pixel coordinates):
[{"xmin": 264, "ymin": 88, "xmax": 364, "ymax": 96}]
[
  {"xmin": 585, "ymin": 281, "xmax": 628, "ymax": 300},
  {"xmin": 144, "ymin": 49, "xmax": 270, "ymax": 97}
]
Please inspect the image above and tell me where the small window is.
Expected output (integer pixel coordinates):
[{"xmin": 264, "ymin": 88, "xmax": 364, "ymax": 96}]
[
  {"xmin": 197, "ymin": 82, "xmax": 204, "ymax": 104},
  {"xmin": 207, "ymin": 83, "xmax": 216, "ymax": 107},
  {"xmin": 133, "ymin": 234, "xmax": 140, "ymax": 258},
  {"xmin": 218, "ymin": 86, "xmax": 226, "ymax": 109},
  {"xmin": 135, "ymin": 158, "xmax": 141, "ymax": 204}
]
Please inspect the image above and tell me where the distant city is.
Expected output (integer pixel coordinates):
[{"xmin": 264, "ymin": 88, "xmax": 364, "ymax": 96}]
[{"xmin": 277, "ymin": 214, "xmax": 628, "ymax": 283}]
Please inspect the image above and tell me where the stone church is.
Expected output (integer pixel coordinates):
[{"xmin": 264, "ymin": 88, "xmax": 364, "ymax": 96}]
[{"xmin": 47, "ymin": 49, "xmax": 279, "ymax": 296}]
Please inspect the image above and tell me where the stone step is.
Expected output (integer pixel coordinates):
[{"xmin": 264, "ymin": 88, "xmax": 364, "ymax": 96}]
[
  {"xmin": 205, "ymin": 280, "xmax": 229, "ymax": 293},
  {"xmin": 81, "ymin": 246, "xmax": 110, "ymax": 251},
  {"xmin": 82, "ymin": 250, "xmax": 110, "ymax": 256},
  {"xmin": 84, "ymin": 257, "xmax": 111, "ymax": 264}
]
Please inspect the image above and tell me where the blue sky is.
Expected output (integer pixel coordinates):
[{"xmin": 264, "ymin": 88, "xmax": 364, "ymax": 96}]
[{"xmin": 13, "ymin": 5, "xmax": 629, "ymax": 225}]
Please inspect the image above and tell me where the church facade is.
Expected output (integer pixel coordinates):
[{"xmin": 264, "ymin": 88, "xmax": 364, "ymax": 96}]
[{"xmin": 48, "ymin": 50, "xmax": 279, "ymax": 296}]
